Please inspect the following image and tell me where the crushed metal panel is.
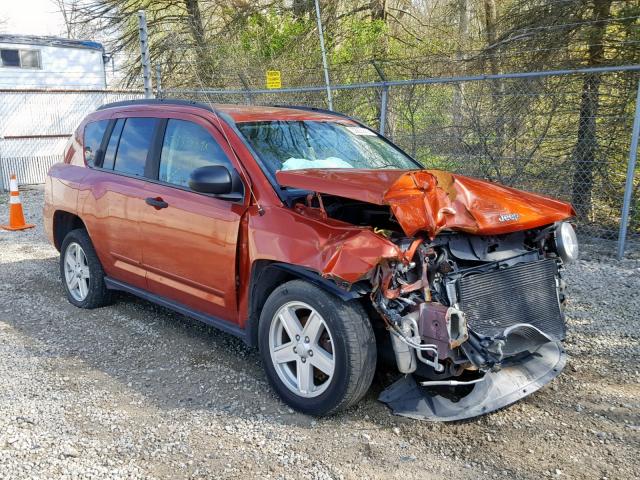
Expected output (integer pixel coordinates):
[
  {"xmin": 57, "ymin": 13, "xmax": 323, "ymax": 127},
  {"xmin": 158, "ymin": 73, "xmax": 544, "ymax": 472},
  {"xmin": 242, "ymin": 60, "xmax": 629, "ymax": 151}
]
[
  {"xmin": 383, "ymin": 170, "xmax": 575, "ymax": 237},
  {"xmin": 275, "ymin": 168, "xmax": 403, "ymax": 205},
  {"xmin": 247, "ymin": 205, "xmax": 403, "ymax": 285},
  {"xmin": 379, "ymin": 341, "xmax": 566, "ymax": 422},
  {"xmin": 275, "ymin": 169, "xmax": 575, "ymax": 238}
]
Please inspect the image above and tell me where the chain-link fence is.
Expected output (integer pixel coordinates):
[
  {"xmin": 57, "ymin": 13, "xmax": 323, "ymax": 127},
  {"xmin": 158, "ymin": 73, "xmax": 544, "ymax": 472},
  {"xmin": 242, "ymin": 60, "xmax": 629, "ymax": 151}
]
[
  {"xmin": 164, "ymin": 66, "xmax": 640, "ymax": 258},
  {"xmin": 1, "ymin": 67, "xmax": 637, "ymax": 257},
  {"xmin": 0, "ymin": 90, "xmax": 144, "ymax": 189}
]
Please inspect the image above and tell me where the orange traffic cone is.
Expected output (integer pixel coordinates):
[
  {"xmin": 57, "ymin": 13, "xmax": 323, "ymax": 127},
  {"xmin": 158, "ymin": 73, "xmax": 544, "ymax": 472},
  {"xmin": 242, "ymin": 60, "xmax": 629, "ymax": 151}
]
[{"xmin": 1, "ymin": 174, "xmax": 35, "ymax": 231}]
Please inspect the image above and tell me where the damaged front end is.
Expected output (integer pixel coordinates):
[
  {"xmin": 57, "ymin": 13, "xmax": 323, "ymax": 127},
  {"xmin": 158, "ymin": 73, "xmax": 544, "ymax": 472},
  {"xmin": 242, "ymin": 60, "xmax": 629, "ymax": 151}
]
[
  {"xmin": 373, "ymin": 227, "xmax": 573, "ymax": 421},
  {"xmin": 276, "ymin": 168, "xmax": 577, "ymax": 421}
]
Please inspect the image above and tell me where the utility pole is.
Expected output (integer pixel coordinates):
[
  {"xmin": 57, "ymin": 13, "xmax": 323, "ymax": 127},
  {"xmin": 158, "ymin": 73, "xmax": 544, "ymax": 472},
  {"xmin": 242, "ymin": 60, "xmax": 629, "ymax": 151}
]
[
  {"xmin": 137, "ymin": 10, "xmax": 153, "ymax": 99},
  {"xmin": 314, "ymin": 0, "xmax": 333, "ymax": 110}
]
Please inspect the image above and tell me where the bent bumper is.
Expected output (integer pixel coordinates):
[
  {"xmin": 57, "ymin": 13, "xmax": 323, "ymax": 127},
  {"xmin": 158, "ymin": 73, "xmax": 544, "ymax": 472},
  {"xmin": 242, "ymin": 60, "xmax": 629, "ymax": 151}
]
[{"xmin": 379, "ymin": 341, "xmax": 566, "ymax": 422}]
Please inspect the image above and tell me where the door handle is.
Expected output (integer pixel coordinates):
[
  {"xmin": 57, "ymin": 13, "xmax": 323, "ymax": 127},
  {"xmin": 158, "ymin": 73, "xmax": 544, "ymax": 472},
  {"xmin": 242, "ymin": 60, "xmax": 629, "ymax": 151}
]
[{"xmin": 145, "ymin": 197, "xmax": 168, "ymax": 209}]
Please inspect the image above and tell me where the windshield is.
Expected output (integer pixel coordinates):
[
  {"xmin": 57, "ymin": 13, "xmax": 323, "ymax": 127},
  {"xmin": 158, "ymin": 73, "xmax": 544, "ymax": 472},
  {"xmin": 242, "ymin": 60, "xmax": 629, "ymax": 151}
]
[{"xmin": 236, "ymin": 120, "xmax": 419, "ymax": 176}]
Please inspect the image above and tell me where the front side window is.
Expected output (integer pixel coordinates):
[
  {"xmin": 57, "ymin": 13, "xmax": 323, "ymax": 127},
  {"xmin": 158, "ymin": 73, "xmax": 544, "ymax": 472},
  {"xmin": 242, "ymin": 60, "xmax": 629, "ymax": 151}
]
[
  {"xmin": 236, "ymin": 120, "xmax": 419, "ymax": 178},
  {"xmin": 113, "ymin": 118, "xmax": 157, "ymax": 177},
  {"xmin": 159, "ymin": 119, "xmax": 233, "ymax": 188},
  {"xmin": 83, "ymin": 120, "xmax": 109, "ymax": 166}
]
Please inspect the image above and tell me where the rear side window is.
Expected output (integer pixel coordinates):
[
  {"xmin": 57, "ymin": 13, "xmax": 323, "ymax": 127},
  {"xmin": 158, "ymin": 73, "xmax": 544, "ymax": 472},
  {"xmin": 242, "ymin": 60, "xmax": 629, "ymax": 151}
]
[
  {"xmin": 112, "ymin": 118, "xmax": 157, "ymax": 177},
  {"xmin": 159, "ymin": 119, "xmax": 233, "ymax": 188},
  {"xmin": 83, "ymin": 120, "xmax": 109, "ymax": 167}
]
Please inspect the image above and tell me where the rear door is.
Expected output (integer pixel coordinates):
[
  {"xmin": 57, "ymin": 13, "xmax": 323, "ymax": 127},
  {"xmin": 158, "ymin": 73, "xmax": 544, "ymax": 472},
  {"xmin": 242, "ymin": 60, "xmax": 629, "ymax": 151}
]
[
  {"xmin": 140, "ymin": 113, "xmax": 247, "ymax": 323},
  {"xmin": 83, "ymin": 116, "xmax": 159, "ymax": 289}
]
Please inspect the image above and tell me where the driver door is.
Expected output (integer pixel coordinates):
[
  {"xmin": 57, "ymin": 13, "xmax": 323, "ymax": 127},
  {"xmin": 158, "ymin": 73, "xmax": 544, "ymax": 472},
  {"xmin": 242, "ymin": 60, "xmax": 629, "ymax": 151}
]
[{"xmin": 140, "ymin": 113, "xmax": 247, "ymax": 323}]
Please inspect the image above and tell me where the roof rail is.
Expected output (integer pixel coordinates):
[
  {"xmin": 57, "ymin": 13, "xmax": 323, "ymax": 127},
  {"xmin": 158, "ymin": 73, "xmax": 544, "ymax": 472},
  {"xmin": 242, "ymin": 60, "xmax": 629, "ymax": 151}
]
[
  {"xmin": 97, "ymin": 98, "xmax": 214, "ymax": 112},
  {"xmin": 270, "ymin": 104, "xmax": 355, "ymax": 121}
]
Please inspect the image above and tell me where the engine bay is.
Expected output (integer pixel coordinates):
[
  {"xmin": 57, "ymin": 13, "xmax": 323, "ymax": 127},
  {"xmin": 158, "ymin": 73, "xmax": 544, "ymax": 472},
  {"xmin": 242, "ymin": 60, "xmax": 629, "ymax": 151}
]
[{"xmin": 290, "ymin": 190, "xmax": 577, "ymax": 420}]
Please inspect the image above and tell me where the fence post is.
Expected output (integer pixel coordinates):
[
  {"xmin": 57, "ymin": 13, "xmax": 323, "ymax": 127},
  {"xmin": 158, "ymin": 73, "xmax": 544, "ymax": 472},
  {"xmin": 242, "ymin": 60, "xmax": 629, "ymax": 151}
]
[
  {"xmin": 156, "ymin": 64, "xmax": 162, "ymax": 98},
  {"xmin": 137, "ymin": 10, "xmax": 153, "ymax": 99},
  {"xmin": 314, "ymin": 0, "xmax": 333, "ymax": 110},
  {"xmin": 617, "ymin": 78, "xmax": 640, "ymax": 260},
  {"xmin": 0, "ymin": 141, "xmax": 5, "ymax": 191}
]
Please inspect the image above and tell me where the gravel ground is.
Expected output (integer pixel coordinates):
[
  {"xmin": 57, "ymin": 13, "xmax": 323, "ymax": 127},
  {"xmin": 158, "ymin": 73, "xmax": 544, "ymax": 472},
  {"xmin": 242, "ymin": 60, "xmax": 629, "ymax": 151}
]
[{"xmin": 0, "ymin": 187, "xmax": 638, "ymax": 480}]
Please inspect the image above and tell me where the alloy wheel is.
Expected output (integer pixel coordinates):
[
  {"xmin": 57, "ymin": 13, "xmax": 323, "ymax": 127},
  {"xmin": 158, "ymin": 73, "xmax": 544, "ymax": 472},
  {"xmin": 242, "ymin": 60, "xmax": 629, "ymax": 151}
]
[
  {"xmin": 64, "ymin": 242, "xmax": 90, "ymax": 302},
  {"xmin": 268, "ymin": 301, "xmax": 335, "ymax": 398}
]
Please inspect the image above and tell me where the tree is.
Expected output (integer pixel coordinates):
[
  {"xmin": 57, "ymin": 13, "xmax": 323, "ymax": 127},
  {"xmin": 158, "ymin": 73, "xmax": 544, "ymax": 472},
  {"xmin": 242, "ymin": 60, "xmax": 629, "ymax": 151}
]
[
  {"xmin": 51, "ymin": 0, "xmax": 82, "ymax": 38},
  {"xmin": 483, "ymin": 0, "xmax": 639, "ymax": 222},
  {"xmin": 68, "ymin": 0, "xmax": 639, "ymax": 239},
  {"xmin": 572, "ymin": 0, "xmax": 613, "ymax": 219},
  {"xmin": 451, "ymin": 0, "xmax": 469, "ymax": 128}
]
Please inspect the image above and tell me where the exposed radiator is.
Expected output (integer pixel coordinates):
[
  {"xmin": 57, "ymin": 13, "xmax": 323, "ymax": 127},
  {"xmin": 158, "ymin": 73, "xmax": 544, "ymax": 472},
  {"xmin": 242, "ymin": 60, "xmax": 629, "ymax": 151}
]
[{"xmin": 456, "ymin": 259, "xmax": 565, "ymax": 341}]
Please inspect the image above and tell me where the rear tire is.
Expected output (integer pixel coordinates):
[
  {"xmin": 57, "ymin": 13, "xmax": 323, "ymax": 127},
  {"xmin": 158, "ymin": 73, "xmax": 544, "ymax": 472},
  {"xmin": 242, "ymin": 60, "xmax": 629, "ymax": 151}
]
[
  {"xmin": 258, "ymin": 279, "xmax": 376, "ymax": 416},
  {"xmin": 60, "ymin": 228, "xmax": 112, "ymax": 309}
]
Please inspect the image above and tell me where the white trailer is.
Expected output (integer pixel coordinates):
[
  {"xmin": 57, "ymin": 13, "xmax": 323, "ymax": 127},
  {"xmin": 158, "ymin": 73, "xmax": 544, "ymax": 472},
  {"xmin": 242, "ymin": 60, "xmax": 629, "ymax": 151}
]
[
  {"xmin": 0, "ymin": 35, "xmax": 115, "ymax": 189},
  {"xmin": 0, "ymin": 34, "xmax": 106, "ymax": 89}
]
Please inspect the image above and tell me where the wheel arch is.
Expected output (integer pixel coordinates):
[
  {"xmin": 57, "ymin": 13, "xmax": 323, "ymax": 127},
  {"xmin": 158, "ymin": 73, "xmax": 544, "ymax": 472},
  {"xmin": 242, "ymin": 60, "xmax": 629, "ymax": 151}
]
[
  {"xmin": 52, "ymin": 210, "xmax": 86, "ymax": 251},
  {"xmin": 245, "ymin": 261, "xmax": 365, "ymax": 348}
]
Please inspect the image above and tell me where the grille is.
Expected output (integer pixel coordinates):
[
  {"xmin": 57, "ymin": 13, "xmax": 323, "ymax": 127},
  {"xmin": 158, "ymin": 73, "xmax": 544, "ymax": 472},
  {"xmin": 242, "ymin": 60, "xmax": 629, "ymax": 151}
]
[{"xmin": 457, "ymin": 259, "xmax": 565, "ymax": 340}]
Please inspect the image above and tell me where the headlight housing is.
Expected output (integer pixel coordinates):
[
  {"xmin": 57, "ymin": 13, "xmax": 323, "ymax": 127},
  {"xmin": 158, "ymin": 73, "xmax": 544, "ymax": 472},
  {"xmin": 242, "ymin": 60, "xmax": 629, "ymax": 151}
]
[{"xmin": 554, "ymin": 222, "xmax": 579, "ymax": 264}]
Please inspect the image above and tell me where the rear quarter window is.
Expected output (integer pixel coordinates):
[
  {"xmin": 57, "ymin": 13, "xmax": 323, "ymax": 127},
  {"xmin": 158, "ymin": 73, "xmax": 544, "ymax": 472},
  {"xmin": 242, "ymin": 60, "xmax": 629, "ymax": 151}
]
[{"xmin": 83, "ymin": 120, "xmax": 109, "ymax": 167}]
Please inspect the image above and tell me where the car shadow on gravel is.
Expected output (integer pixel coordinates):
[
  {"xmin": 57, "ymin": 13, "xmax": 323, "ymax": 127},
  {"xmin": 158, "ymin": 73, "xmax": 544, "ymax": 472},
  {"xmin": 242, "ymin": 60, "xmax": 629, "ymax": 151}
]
[
  {"xmin": 1, "ymin": 256, "xmax": 394, "ymax": 426},
  {"xmin": 5, "ymin": 256, "xmax": 636, "ymax": 435}
]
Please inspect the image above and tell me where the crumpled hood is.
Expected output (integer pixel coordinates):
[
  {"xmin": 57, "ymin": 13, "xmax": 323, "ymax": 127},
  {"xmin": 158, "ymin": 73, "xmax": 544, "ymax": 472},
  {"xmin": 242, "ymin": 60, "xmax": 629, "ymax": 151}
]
[{"xmin": 275, "ymin": 169, "xmax": 575, "ymax": 237}]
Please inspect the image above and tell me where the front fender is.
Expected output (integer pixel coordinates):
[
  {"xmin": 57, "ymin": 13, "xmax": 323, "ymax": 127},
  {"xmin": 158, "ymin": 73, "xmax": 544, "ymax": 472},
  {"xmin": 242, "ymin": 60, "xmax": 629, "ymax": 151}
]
[
  {"xmin": 244, "ymin": 260, "xmax": 367, "ymax": 348},
  {"xmin": 268, "ymin": 263, "xmax": 364, "ymax": 302}
]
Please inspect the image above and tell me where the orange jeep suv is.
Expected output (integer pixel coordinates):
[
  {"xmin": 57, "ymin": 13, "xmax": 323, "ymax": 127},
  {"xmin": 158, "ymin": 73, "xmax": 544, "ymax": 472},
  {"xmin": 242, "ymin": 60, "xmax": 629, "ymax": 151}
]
[{"xmin": 44, "ymin": 99, "xmax": 577, "ymax": 420}]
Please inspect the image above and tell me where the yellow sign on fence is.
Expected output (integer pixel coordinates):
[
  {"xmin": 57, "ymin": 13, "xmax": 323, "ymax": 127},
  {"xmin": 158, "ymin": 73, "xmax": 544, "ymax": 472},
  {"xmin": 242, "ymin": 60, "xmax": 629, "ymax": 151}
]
[{"xmin": 266, "ymin": 70, "xmax": 282, "ymax": 89}]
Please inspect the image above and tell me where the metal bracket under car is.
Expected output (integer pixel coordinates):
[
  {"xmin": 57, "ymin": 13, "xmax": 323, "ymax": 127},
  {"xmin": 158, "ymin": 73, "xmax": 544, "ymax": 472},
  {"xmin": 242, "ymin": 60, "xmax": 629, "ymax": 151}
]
[{"xmin": 378, "ymin": 341, "xmax": 566, "ymax": 422}]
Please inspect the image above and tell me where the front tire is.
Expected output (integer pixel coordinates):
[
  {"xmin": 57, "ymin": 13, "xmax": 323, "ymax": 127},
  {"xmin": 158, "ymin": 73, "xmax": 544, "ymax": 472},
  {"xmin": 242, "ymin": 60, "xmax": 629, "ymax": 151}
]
[
  {"xmin": 60, "ymin": 228, "xmax": 112, "ymax": 309},
  {"xmin": 258, "ymin": 280, "xmax": 376, "ymax": 416}
]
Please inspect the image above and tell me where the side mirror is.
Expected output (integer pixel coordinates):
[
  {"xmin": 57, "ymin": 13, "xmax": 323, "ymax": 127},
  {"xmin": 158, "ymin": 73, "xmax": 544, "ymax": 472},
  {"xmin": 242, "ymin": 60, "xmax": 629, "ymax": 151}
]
[{"xmin": 189, "ymin": 165, "xmax": 232, "ymax": 194}]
